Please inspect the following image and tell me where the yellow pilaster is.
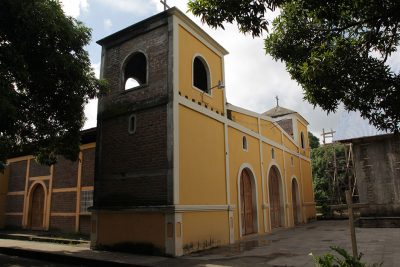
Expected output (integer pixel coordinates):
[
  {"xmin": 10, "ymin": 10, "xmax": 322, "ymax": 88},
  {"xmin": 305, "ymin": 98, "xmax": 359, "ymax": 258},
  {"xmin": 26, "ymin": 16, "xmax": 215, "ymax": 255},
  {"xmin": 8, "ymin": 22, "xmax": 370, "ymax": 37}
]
[
  {"xmin": 75, "ymin": 151, "xmax": 83, "ymax": 232},
  {"xmin": 45, "ymin": 165, "xmax": 54, "ymax": 230},
  {"xmin": 22, "ymin": 159, "xmax": 31, "ymax": 228}
]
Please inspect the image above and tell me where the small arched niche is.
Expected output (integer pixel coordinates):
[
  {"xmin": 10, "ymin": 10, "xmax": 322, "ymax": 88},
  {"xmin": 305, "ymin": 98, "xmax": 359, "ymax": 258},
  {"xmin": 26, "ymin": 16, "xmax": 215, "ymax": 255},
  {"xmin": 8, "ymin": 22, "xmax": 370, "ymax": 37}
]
[
  {"xmin": 242, "ymin": 136, "xmax": 248, "ymax": 151},
  {"xmin": 123, "ymin": 52, "xmax": 147, "ymax": 90},
  {"xmin": 193, "ymin": 56, "xmax": 210, "ymax": 93},
  {"xmin": 300, "ymin": 131, "xmax": 305, "ymax": 149}
]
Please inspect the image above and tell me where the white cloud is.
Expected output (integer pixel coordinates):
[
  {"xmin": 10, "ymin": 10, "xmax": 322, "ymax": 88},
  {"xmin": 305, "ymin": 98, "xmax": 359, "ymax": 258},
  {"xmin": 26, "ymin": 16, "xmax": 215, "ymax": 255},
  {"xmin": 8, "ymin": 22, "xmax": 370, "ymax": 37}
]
[
  {"xmin": 92, "ymin": 63, "xmax": 101, "ymax": 78},
  {"xmin": 60, "ymin": 0, "xmax": 89, "ymax": 18},
  {"xmin": 83, "ymin": 98, "xmax": 98, "ymax": 129},
  {"xmin": 104, "ymin": 18, "xmax": 113, "ymax": 30},
  {"xmin": 83, "ymin": 63, "xmax": 100, "ymax": 129},
  {"xmin": 387, "ymin": 49, "xmax": 400, "ymax": 73},
  {"xmin": 96, "ymin": 0, "xmax": 158, "ymax": 15}
]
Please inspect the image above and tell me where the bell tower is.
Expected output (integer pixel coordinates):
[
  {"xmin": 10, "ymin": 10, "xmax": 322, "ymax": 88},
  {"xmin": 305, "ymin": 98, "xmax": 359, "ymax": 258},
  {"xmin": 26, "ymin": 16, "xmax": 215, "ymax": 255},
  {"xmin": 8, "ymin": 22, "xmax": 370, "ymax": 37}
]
[
  {"xmin": 92, "ymin": 7, "xmax": 228, "ymax": 256},
  {"xmin": 92, "ymin": 8, "xmax": 175, "ymax": 254}
]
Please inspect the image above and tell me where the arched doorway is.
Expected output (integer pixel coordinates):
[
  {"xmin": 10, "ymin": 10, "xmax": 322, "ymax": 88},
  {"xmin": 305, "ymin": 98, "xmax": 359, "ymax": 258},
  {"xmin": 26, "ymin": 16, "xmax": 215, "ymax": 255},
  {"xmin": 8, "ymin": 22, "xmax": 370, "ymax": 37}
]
[
  {"xmin": 292, "ymin": 179, "xmax": 301, "ymax": 225},
  {"xmin": 240, "ymin": 168, "xmax": 256, "ymax": 235},
  {"xmin": 269, "ymin": 166, "xmax": 284, "ymax": 228},
  {"xmin": 29, "ymin": 184, "xmax": 45, "ymax": 229}
]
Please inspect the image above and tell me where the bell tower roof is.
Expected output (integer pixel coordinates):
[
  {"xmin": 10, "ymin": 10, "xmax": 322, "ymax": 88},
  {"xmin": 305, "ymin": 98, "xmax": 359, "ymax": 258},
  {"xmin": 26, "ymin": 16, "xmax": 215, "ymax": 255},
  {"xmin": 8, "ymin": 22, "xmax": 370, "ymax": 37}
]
[{"xmin": 263, "ymin": 106, "xmax": 297, "ymax": 118}]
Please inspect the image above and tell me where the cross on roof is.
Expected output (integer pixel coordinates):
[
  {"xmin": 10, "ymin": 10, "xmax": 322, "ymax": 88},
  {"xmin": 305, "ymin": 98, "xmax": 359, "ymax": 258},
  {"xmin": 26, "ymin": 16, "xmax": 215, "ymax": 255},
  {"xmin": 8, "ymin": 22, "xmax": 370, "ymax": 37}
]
[
  {"xmin": 275, "ymin": 95, "xmax": 279, "ymax": 107},
  {"xmin": 160, "ymin": 0, "xmax": 170, "ymax": 11}
]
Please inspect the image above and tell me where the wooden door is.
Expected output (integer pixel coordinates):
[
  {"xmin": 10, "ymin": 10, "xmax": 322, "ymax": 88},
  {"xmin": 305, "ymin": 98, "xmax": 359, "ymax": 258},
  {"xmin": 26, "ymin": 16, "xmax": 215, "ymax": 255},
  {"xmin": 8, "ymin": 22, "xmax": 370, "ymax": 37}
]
[
  {"xmin": 240, "ymin": 169, "xmax": 254, "ymax": 235},
  {"xmin": 269, "ymin": 168, "xmax": 281, "ymax": 228},
  {"xmin": 292, "ymin": 180, "xmax": 299, "ymax": 225},
  {"xmin": 30, "ymin": 185, "xmax": 45, "ymax": 229}
]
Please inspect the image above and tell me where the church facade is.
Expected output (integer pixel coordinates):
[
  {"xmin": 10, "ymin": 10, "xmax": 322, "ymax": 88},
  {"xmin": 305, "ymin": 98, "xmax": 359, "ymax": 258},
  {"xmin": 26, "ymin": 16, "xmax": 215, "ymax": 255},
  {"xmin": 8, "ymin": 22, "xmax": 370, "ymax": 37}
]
[{"xmin": 0, "ymin": 8, "xmax": 315, "ymax": 256}]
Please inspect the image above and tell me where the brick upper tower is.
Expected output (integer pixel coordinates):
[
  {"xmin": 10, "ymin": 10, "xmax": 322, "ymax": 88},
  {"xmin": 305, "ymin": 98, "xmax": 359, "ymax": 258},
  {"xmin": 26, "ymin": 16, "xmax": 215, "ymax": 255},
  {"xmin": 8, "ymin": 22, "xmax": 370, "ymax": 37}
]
[{"xmin": 94, "ymin": 9, "xmax": 174, "ymax": 209}]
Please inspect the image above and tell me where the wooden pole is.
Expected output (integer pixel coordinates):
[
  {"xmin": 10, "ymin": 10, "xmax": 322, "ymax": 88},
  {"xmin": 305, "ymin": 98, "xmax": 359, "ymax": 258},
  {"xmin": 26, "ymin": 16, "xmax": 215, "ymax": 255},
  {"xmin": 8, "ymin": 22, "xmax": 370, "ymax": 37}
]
[{"xmin": 345, "ymin": 190, "xmax": 358, "ymax": 258}]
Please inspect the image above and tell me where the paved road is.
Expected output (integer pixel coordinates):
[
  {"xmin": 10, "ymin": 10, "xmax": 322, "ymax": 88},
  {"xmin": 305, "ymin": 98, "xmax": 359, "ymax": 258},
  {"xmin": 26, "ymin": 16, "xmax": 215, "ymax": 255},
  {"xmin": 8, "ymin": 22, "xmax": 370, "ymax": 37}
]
[{"xmin": 0, "ymin": 253, "xmax": 79, "ymax": 267}]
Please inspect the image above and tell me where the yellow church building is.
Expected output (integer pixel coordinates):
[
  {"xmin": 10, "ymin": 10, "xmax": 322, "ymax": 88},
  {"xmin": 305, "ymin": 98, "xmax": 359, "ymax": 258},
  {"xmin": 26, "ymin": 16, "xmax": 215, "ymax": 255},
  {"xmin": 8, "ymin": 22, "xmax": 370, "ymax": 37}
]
[
  {"xmin": 0, "ymin": 7, "xmax": 315, "ymax": 256},
  {"xmin": 91, "ymin": 7, "xmax": 316, "ymax": 256}
]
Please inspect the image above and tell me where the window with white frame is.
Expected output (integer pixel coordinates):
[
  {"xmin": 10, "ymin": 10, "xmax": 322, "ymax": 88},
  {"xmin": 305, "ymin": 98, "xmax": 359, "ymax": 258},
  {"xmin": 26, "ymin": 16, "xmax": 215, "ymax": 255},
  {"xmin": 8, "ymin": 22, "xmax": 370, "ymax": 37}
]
[
  {"xmin": 193, "ymin": 56, "xmax": 210, "ymax": 93},
  {"xmin": 80, "ymin": 190, "xmax": 93, "ymax": 213}
]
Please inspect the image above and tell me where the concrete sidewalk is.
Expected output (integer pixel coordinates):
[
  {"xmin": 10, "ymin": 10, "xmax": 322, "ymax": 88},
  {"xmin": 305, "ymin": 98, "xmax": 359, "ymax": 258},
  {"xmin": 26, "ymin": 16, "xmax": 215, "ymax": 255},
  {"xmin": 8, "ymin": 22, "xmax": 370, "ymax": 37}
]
[{"xmin": 0, "ymin": 220, "xmax": 399, "ymax": 266}]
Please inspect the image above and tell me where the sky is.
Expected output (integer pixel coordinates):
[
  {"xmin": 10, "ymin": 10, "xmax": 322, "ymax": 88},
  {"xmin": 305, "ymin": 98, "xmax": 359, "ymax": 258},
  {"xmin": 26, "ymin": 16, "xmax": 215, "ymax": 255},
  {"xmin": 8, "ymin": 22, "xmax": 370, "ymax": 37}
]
[{"xmin": 60, "ymin": 0, "xmax": 346, "ymax": 139}]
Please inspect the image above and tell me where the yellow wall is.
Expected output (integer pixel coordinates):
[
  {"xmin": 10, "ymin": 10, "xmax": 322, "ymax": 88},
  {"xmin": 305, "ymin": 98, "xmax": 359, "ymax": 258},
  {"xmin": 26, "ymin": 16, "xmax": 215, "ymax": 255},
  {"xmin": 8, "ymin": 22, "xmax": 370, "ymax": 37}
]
[
  {"xmin": 182, "ymin": 211, "xmax": 229, "ymax": 254},
  {"xmin": 284, "ymin": 153, "xmax": 299, "ymax": 182},
  {"xmin": 178, "ymin": 26, "xmax": 225, "ymax": 114},
  {"xmin": 283, "ymin": 134, "xmax": 298, "ymax": 152},
  {"xmin": 300, "ymin": 158, "xmax": 316, "ymax": 220},
  {"xmin": 230, "ymin": 111, "xmax": 259, "ymax": 133},
  {"xmin": 260, "ymin": 119, "xmax": 282, "ymax": 144},
  {"xmin": 301, "ymin": 159, "xmax": 313, "ymax": 203},
  {"xmin": 96, "ymin": 212, "xmax": 165, "ymax": 250},
  {"xmin": 179, "ymin": 106, "xmax": 226, "ymax": 205},
  {"xmin": 0, "ymin": 167, "xmax": 9, "ymax": 228}
]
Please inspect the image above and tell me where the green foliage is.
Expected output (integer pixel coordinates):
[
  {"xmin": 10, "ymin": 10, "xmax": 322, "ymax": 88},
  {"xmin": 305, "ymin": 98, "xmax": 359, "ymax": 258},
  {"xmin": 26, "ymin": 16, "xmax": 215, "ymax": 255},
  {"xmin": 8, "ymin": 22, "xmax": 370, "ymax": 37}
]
[
  {"xmin": 0, "ymin": 0, "xmax": 107, "ymax": 167},
  {"xmin": 312, "ymin": 246, "xmax": 382, "ymax": 267},
  {"xmin": 188, "ymin": 0, "xmax": 283, "ymax": 37},
  {"xmin": 188, "ymin": 0, "xmax": 400, "ymax": 132},
  {"xmin": 311, "ymin": 144, "xmax": 346, "ymax": 207},
  {"xmin": 318, "ymin": 202, "xmax": 333, "ymax": 219},
  {"xmin": 309, "ymin": 132, "xmax": 320, "ymax": 149}
]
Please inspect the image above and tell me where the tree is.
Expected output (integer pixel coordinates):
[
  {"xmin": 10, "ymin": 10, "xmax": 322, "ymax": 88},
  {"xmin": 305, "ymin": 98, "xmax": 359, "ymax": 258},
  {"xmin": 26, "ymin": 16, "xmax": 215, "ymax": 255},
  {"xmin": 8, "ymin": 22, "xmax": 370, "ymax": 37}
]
[
  {"xmin": 0, "ymin": 0, "xmax": 106, "ymax": 168},
  {"xmin": 311, "ymin": 143, "xmax": 346, "ymax": 206},
  {"xmin": 308, "ymin": 131, "xmax": 320, "ymax": 149},
  {"xmin": 188, "ymin": 0, "xmax": 400, "ymax": 132}
]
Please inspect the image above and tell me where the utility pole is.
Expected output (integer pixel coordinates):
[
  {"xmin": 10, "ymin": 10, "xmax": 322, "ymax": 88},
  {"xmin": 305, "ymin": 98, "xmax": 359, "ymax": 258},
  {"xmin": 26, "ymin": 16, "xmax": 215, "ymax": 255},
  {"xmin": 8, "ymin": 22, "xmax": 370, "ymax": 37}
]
[{"xmin": 321, "ymin": 128, "xmax": 336, "ymax": 144}]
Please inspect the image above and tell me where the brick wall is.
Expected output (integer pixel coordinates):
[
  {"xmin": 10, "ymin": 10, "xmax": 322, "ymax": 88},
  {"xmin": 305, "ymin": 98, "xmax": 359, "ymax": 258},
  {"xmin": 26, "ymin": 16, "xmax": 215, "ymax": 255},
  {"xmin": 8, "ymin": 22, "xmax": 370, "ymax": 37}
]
[
  {"xmin": 96, "ymin": 106, "xmax": 168, "ymax": 207},
  {"xmin": 81, "ymin": 148, "xmax": 95, "ymax": 187},
  {"xmin": 5, "ymin": 215, "xmax": 22, "ymax": 228},
  {"xmin": 49, "ymin": 190, "xmax": 77, "ymax": 232},
  {"xmin": 29, "ymin": 160, "xmax": 50, "ymax": 177},
  {"xmin": 79, "ymin": 215, "xmax": 91, "ymax": 235},
  {"xmin": 51, "ymin": 192, "xmax": 76, "ymax": 213},
  {"xmin": 8, "ymin": 161, "xmax": 27, "ymax": 192},
  {"xmin": 50, "ymin": 216, "xmax": 75, "ymax": 232},
  {"xmin": 102, "ymin": 24, "xmax": 169, "ymax": 97},
  {"xmin": 52, "ymin": 156, "xmax": 78, "ymax": 189},
  {"xmin": 5, "ymin": 195, "xmax": 24, "ymax": 213},
  {"xmin": 277, "ymin": 118, "xmax": 293, "ymax": 137}
]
